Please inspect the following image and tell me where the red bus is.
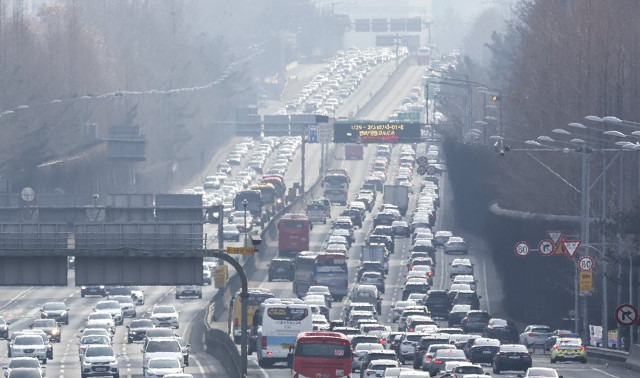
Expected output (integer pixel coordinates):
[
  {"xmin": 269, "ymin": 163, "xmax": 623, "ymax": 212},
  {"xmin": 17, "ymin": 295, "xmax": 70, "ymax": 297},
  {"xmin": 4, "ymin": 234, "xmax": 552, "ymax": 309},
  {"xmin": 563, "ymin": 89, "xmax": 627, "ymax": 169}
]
[
  {"xmin": 278, "ymin": 213, "xmax": 310, "ymax": 255},
  {"xmin": 291, "ymin": 331, "xmax": 352, "ymax": 378},
  {"xmin": 344, "ymin": 144, "xmax": 364, "ymax": 160},
  {"xmin": 416, "ymin": 46, "xmax": 430, "ymax": 65}
]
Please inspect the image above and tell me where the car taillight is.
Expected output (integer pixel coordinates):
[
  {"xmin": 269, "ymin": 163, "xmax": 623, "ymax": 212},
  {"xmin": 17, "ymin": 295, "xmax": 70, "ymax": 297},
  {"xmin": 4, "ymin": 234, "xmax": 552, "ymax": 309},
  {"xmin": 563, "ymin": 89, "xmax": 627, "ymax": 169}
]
[
  {"xmin": 580, "ymin": 346, "xmax": 586, "ymax": 351},
  {"xmin": 497, "ymin": 352, "xmax": 507, "ymax": 357},
  {"xmin": 366, "ymin": 372, "xmax": 376, "ymax": 376},
  {"xmin": 409, "ymin": 328, "xmax": 414, "ymax": 332},
  {"xmin": 234, "ymin": 319, "xmax": 239, "ymax": 327},
  {"xmin": 380, "ymin": 339, "xmax": 386, "ymax": 345},
  {"xmin": 434, "ymin": 360, "xmax": 443, "ymax": 364},
  {"xmin": 528, "ymin": 333, "xmax": 535, "ymax": 337},
  {"xmin": 553, "ymin": 345, "xmax": 559, "ymax": 350},
  {"xmin": 428, "ymin": 272, "xmax": 433, "ymax": 276},
  {"xmin": 409, "ymin": 265, "xmax": 414, "ymax": 269},
  {"xmin": 261, "ymin": 336, "xmax": 267, "ymax": 349},
  {"xmin": 425, "ymin": 356, "xmax": 431, "ymax": 361}
]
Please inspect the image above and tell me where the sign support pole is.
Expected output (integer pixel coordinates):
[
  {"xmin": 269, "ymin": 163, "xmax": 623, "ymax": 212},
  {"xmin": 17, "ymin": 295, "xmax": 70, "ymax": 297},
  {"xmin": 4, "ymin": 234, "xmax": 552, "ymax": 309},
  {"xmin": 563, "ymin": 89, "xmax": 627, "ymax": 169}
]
[
  {"xmin": 579, "ymin": 148, "xmax": 591, "ymax": 343},
  {"xmin": 217, "ymin": 204, "xmax": 224, "ymax": 266}
]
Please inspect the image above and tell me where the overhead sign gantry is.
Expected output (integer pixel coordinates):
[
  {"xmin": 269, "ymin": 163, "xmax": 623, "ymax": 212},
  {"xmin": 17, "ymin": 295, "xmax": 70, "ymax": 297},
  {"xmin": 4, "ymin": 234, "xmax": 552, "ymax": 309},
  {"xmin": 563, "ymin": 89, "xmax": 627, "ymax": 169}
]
[{"xmin": 333, "ymin": 121, "xmax": 422, "ymax": 144}]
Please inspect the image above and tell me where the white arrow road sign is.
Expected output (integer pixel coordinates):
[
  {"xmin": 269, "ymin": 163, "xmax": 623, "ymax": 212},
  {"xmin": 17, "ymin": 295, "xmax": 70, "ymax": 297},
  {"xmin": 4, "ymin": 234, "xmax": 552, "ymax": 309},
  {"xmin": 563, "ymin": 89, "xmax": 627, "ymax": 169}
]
[
  {"xmin": 538, "ymin": 239, "xmax": 553, "ymax": 256},
  {"xmin": 563, "ymin": 240, "xmax": 582, "ymax": 258},
  {"xmin": 615, "ymin": 303, "xmax": 638, "ymax": 326},
  {"xmin": 547, "ymin": 231, "xmax": 564, "ymax": 245}
]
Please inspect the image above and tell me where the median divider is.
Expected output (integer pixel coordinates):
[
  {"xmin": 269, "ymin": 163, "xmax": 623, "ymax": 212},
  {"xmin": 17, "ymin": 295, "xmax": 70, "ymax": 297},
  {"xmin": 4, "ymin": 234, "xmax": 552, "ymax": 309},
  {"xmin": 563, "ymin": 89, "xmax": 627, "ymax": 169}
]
[{"xmin": 627, "ymin": 344, "xmax": 640, "ymax": 371}]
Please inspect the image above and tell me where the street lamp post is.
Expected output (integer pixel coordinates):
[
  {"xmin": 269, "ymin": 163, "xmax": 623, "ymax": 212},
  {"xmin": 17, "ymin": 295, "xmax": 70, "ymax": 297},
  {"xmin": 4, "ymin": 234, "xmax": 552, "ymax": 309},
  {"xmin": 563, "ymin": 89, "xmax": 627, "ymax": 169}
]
[{"xmin": 243, "ymin": 199, "xmax": 248, "ymax": 246}]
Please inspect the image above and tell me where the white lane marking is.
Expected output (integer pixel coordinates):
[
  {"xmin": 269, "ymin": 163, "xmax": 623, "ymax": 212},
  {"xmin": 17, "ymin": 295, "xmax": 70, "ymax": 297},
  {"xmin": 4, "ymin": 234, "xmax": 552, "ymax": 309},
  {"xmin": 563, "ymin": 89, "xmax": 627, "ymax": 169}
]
[
  {"xmin": 0, "ymin": 287, "xmax": 35, "ymax": 310},
  {"xmin": 592, "ymin": 368, "xmax": 622, "ymax": 378},
  {"xmin": 483, "ymin": 258, "xmax": 491, "ymax": 315},
  {"xmin": 191, "ymin": 355, "xmax": 206, "ymax": 375},
  {"xmin": 248, "ymin": 357, "xmax": 269, "ymax": 378}
]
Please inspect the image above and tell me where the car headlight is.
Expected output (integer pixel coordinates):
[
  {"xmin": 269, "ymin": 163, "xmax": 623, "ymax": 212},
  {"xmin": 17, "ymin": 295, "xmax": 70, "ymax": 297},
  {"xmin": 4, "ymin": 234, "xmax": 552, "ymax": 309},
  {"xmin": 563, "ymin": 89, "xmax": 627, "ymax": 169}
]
[
  {"xmin": 82, "ymin": 359, "xmax": 91, "ymax": 366},
  {"xmin": 51, "ymin": 329, "xmax": 60, "ymax": 336}
]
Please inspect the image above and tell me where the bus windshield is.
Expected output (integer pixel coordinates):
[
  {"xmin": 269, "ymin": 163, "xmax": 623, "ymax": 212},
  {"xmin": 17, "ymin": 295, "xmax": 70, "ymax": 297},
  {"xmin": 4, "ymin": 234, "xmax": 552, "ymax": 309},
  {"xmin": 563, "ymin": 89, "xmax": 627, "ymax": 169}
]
[
  {"xmin": 295, "ymin": 342, "xmax": 352, "ymax": 359},
  {"xmin": 324, "ymin": 175, "xmax": 349, "ymax": 187},
  {"xmin": 316, "ymin": 257, "xmax": 347, "ymax": 273}
]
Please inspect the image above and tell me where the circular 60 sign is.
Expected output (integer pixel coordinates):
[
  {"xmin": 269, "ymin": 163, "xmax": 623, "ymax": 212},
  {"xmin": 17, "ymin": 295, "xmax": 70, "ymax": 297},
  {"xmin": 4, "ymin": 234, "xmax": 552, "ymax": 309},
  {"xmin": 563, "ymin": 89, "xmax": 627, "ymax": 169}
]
[{"xmin": 578, "ymin": 256, "xmax": 594, "ymax": 271}]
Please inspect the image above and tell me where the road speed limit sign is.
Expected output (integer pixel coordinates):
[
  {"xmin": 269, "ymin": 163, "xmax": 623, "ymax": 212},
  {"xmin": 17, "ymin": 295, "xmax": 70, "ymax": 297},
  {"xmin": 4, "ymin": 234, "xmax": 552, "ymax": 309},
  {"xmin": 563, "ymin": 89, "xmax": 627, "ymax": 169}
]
[
  {"xmin": 578, "ymin": 256, "xmax": 594, "ymax": 271},
  {"xmin": 514, "ymin": 241, "xmax": 530, "ymax": 257}
]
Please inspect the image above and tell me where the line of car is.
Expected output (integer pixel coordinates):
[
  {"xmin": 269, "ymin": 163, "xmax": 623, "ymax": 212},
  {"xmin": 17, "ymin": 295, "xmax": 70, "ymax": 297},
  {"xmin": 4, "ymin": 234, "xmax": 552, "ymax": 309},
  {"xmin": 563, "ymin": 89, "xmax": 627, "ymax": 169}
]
[{"xmin": 0, "ymin": 285, "xmax": 201, "ymax": 378}]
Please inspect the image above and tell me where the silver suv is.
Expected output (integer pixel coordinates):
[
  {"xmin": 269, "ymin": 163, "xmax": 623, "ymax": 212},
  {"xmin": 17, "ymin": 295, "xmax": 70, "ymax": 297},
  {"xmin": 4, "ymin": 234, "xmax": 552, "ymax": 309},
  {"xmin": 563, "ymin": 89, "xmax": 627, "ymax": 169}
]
[
  {"xmin": 142, "ymin": 337, "xmax": 183, "ymax": 372},
  {"xmin": 81, "ymin": 344, "xmax": 119, "ymax": 377},
  {"xmin": 94, "ymin": 301, "xmax": 124, "ymax": 326},
  {"xmin": 175, "ymin": 285, "xmax": 202, "ymax": 299},
  {"xmin": 10, "ymin": 335, "xmax": 48, "ymax": 364}
]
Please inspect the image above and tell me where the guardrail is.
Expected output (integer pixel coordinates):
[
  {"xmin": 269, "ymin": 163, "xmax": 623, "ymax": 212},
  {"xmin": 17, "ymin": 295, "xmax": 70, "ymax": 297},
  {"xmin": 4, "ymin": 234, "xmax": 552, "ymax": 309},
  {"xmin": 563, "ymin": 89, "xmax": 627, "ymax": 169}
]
[{"xmin": 587, "ymin": 346, "xmax": 629, "ymax": 365}]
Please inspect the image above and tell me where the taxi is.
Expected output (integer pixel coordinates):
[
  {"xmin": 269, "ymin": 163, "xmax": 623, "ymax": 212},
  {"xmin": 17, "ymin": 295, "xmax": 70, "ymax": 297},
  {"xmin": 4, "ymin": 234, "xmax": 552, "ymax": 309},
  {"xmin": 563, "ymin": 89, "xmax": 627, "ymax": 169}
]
[{"xmin": 550, "ymin": 338, "xmax": 587, "ymax": 363}]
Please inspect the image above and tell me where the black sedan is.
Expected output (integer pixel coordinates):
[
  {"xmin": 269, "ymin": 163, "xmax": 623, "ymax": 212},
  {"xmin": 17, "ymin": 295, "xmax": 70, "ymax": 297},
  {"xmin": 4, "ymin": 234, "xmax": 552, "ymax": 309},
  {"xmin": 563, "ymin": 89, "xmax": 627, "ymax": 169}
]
[
  {"xmin": 483, "ymin": 318, "xmax": 519, "ymax": 343},
  {"xmin": 40, "ymin": 302, "xmax": 69, "ymax": 325},
  {"xmin": 126, "ymin": 319, "xmax": 155, "ymax": 343},
  {"xmin": 492, "ymin": 344, "xmax": 532, "ymax": 374},
  {"xmin": 467, "ymin": 337, "xmax": 500, "ymax": 363}
]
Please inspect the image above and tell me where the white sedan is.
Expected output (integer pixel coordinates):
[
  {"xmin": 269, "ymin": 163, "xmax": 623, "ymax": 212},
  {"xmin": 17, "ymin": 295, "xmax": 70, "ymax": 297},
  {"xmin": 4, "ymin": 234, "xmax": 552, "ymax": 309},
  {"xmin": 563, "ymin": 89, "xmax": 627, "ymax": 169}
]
[{"xmin": 144, "ymin": 357, "xmax": 183, "ymax": 378}]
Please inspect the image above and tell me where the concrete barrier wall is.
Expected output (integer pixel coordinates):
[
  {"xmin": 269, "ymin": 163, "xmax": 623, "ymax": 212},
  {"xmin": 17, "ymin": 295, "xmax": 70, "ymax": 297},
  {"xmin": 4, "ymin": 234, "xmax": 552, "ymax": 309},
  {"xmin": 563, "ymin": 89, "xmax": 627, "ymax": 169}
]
[
  {"xmin": 627, "ymin": 343, "xmax": 640, "ymax": 371},
  {"xmin": 204, "ymin": 328, "xmax": 242, "ymax": 378}
]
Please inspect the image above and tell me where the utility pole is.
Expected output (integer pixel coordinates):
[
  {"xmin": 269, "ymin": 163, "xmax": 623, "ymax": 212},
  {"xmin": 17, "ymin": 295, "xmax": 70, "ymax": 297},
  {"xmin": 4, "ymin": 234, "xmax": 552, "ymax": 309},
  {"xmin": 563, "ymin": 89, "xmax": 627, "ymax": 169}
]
[
  {"xmin": 301, "ymin": 128, "xmax": 306, "ymax": 196},
  {"xmin": 579, "ymin": 147, "xmax": 591, "ymax": 342}
]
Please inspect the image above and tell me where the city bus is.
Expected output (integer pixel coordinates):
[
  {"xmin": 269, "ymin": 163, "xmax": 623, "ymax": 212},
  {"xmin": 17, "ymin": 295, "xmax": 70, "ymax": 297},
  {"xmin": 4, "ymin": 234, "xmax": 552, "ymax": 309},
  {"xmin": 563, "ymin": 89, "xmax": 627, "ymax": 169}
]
[
  {"xmin": 251, "ymin": 183, "xmax": 276, "ymax": 215},
  {"xmin": 416, "ymin": 46, "xmax": 431, "ymax": 65},
  {"xmin": 261, "ymin": 174, "xmax": 286, "ymax": 208},
  {"xmin": 293, "ymin": 252, "xmax": 349, "ymax": 301},
  {"xmin": 278, "ymin": 213, "xmax": 310, "ymax": 255},
  {"xmin": 322, "ymin": 173, "xmax": 349, "ymax": 206},
  {"xmin": 257, "ymin": 301, "xmax": 313, "ymax": 368},
  {"xmin": 293, "ymin": 252, "xmax": 317, "ymax": 299},
  {"xmin": 231, "ymin": 287, "xmax": 275, "ymax": 343},
  {"xmin": 344, "ymin": 143, "xmax": 364, "ymax": 160},
  {"xmin": 290, "ymin": 331, "xmax": 352, "ymax": 378},
  {"xmin": 233, "ymin": 189, "xmax": 263, "ymax": 218}
]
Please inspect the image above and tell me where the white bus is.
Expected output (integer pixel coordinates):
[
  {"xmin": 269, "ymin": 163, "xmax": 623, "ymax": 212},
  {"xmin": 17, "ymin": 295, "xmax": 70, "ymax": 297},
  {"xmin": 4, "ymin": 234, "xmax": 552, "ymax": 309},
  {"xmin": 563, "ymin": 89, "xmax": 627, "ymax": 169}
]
[{"xmin": 256, "ymin": 301, "xmax": 313, "ymax": 368}]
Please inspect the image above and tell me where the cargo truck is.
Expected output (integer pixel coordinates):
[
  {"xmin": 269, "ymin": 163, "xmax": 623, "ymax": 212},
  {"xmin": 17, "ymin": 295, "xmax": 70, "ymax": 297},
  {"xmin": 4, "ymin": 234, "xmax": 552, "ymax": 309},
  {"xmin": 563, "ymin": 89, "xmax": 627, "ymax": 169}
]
[{"xmin": 383, "ymin": 184, "xmax": 410, "ymax": 216}]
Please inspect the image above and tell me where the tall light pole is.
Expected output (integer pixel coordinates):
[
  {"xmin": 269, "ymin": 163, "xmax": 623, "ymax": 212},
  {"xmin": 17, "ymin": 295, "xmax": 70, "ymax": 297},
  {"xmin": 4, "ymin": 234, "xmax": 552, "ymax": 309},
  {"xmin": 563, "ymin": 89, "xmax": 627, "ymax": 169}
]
[
  {"xmin": 538, "ymin": 128, "xmax": 624, "ymax": 343},
  {"xmin": 243, "ymin": 199, "xmax": 248, "ymax": 246}
]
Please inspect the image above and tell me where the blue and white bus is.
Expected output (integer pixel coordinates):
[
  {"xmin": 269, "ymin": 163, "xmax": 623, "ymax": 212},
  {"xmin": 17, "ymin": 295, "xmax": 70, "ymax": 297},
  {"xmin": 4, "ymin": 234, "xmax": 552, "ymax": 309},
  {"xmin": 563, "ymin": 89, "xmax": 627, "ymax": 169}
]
[
  {"xmin": 293, "ymin": 252, "xmax": 349, "ymax": 302},
  {"xmin": 256, "ymin": 300, "xmax": 313, "ymax": 368}
]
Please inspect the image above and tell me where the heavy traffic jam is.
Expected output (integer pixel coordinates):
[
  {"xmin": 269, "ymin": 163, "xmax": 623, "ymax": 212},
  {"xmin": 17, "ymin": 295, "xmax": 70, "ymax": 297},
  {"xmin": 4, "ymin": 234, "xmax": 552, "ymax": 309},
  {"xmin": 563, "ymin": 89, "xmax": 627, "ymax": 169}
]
[{"xmin": 221, "ymin": 136, "xmax": 580, "ymax": 378}]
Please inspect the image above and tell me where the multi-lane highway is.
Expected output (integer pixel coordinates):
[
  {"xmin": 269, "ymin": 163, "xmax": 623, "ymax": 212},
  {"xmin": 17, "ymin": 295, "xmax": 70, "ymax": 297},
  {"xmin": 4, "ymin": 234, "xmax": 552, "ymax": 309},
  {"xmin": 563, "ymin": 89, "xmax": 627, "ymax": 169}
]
[
  {"xmin": 0, "ymin": 49, "xmax": 634, "ymax": 378},
  {"xmin": 206, "ymin": 58, "xmax": 633, "ymax": 378}
]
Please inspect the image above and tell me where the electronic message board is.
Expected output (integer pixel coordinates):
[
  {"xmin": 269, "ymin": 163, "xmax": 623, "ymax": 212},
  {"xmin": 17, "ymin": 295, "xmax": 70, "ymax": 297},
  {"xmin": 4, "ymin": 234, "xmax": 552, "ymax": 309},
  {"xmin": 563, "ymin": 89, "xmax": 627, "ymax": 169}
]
[{"xmin": 333, "ymin": 121, "xmax": 422, "ymax": 143}]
